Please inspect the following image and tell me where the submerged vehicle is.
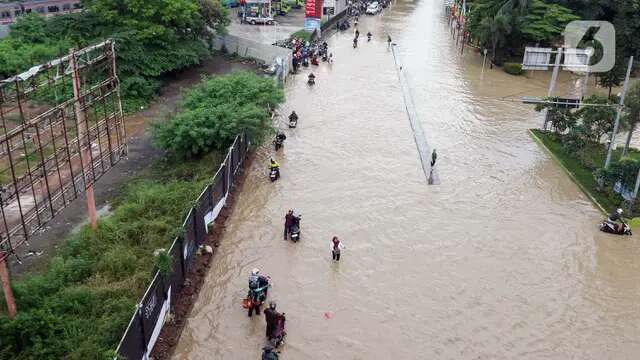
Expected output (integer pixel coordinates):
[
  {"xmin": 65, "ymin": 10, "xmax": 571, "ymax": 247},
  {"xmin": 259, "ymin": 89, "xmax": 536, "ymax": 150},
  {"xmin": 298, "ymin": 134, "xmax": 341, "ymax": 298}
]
[{"xmin": 599, "ymin": 221, "xmax": 632, "ymax": 235}]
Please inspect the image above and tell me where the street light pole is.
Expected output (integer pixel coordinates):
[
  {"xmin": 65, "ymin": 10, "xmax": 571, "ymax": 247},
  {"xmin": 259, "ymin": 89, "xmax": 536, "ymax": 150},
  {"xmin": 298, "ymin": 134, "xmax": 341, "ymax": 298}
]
[
  {"xmin": 604, "ymin": 56, "xmax": 634, "ymax": 169},
  {"xmin": 481, "ymin": 48, "xmax": 487, "ymax": 79},
  {"xmin": 541, "ymin": 47, "xmax": 563, "ymax": 130}
]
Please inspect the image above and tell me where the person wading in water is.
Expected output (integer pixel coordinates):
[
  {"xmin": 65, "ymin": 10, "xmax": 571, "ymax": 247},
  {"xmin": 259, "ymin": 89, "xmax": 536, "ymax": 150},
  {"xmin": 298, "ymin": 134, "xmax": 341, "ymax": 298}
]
[{"xmin": 331, "ymin": 236, "xmax": 346, "ymax": 261}]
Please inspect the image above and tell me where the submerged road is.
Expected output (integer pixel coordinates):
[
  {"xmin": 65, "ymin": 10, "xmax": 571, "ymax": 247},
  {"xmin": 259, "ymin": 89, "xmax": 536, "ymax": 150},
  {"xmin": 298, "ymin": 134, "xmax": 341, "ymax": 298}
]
[{"xmin": 174, "ymin": 1, "xmax": 640, "ymax": 359}]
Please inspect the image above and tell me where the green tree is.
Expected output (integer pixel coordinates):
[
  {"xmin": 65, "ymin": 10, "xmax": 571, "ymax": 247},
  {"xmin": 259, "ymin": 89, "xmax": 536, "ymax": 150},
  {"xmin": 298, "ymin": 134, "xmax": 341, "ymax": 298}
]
[
  {"xmin": 622, "ymin": 81, "xmax": 640, "ymax": 155},
  {"xmin": 477, "ymin": 11, "xmax": 513, "ymax": 64},
  {"xmin": 575, "ymin": 94, "xmax": 616, "ymax": 142},
  {"xmin": 535, "ymin": 99, "xmax": 577, "ymax": 134},
  {"xmin": 0, "ymin": 0, "xmax": 229, "ymax": 106},
  {"xmin": 9, "ymin": 13, "xmax": 50, "ymax": 43},
  {"xmin": 153, "ymin": 72, "xmax": 285, "ymax": 158},
  {"xmin": 518, "ymin": 0, "xmax": 579, "ymax": 43},
  {"xmin": 598, "ymin": 57, "xmax": 625, "ymax": 97}
]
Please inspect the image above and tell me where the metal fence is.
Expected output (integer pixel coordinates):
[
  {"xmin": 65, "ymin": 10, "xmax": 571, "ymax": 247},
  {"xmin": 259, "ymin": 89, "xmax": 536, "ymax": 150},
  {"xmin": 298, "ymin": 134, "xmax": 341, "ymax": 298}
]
[
  {"xmin": 0, "ymin": 40, "xmax": 126, "ymax": 262},
  {"xmin": 115, "ymin": 133, "xmax": 249, "ymax": 360}
]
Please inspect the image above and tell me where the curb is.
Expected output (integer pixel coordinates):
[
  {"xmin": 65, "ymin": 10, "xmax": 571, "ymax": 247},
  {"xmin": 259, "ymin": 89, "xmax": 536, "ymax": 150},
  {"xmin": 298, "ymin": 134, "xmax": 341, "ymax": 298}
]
[{"xmin": 528, "ymin": 129, "xmax": 608, "ymax": 215}]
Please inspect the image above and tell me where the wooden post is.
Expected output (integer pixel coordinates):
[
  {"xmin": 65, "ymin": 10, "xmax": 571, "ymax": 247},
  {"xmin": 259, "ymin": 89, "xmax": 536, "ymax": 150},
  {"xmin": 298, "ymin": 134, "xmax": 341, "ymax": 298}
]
[
  {"xmin": 69, "ymin": 48, "xmax": 98, "ymax": 230},
  {"xmin": 0, "ymin": 252, "xmax": 17, "ymax": 319}
]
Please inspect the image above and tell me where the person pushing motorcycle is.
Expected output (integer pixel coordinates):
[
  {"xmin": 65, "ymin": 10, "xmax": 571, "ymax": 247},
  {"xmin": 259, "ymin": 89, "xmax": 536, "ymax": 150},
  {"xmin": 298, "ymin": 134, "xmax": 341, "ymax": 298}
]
[{"xmin": 247, "ymin": 268, "xmax": 270, "ymax": 317}]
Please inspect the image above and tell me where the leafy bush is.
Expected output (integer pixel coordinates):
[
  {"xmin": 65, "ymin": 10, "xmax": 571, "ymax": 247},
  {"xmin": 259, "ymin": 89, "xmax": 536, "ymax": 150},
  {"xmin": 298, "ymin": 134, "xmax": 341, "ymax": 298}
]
[
  {"xmin": 153, "ymin": 72, "xmax": 284, "ymax": 158},
  {"xmin": 503, "ymin": 62, "xmax": 524, "ymax": 75}
]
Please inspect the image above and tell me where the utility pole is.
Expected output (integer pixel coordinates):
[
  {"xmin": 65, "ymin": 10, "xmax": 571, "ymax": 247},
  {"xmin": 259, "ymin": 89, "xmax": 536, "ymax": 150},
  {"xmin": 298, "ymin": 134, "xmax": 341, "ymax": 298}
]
[
  {"xmin": 70, "ymin": 48, "xmax": 98, "ymax": 230},
  {"xmin": 547, "ymin": 48, "xmax": 563, "ymax": 97},
  {"xmin": 0, "ymin": 252, "xmax": 16, "ymax": 319},
  {"xmin": 481, "ymin": 48, "xmax": 488, "ymax": 79},
  {"xmin": 604, "ymin": 56, "xmax": 634, "ymax": 169},
  {"xmin": 542, "ymin": 47, "xmax": 563, "ymax": 130}
]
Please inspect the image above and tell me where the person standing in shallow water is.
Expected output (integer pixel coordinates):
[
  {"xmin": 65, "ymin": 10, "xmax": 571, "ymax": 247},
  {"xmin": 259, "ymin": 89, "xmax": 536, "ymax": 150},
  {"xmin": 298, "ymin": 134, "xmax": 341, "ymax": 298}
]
[
  {"xmin": 331, "ymin": 236, "xmax": 345, "ymax": 261},
  {"xmin": 284, "ymin": 210, "xmax": 294, "ymax": 240}
]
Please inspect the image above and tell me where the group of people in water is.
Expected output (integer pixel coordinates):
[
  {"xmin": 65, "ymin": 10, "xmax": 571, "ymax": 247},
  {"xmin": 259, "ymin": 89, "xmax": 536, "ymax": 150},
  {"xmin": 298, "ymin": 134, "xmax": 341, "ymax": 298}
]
[
  {"xmin": 258, "ymin": 110, "xmax": 349, "ymax": 358},
  {"xmin": 256, "ymin": 14, "xmax": 399, "ymax": 358},
  {"xmin": 290, "ymin": 39, "xmax": 332, "ymax": 74},
  {"xmin": 244, "ymin": 268, "xmax": 285, "ymax": 359},
  {"xmin": 352, "ymin": 28, "xmax": 374, "ymax": 48}
]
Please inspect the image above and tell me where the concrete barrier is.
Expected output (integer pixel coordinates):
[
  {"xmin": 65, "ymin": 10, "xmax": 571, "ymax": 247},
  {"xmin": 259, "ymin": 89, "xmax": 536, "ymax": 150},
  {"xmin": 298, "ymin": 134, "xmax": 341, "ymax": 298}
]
[{"xmin": 212, "ymin": 34, "xmax": 292, "ymax": 85}]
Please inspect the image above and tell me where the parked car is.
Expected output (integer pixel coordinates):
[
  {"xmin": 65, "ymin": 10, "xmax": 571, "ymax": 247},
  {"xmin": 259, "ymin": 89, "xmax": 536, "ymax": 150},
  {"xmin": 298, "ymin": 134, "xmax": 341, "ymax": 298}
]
[
  {"xmin": 247, "ymin": 16, "xmax": 275, "ymax": 25},
  {"xmin": 366, "ymin": 2, "xmax": 381, "ymax": 14}
]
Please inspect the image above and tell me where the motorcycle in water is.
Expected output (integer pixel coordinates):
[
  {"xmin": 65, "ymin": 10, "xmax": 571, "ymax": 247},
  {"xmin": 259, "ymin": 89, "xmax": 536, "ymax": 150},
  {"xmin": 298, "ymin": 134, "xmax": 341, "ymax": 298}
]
[
  {"xmin": 269, "ymin": 166, "xmax": 280, "ymax": 182},
  {"xmin": 599, "ymin": 221, "xmax": 632, "ymax": 235},
  {"xmin": 307, "ymin": 74, "xmax": 316, "ymax": 86},
  {"xmin": 289, "ymin": 116, "xmax": 298, "ymax": 128},
  {"xmin": 273, "ymin": 133, "xmax": 286, "ymax": 151},
  {"xmin": 289, "ymin": 215, "xmax": 301, "ymax": 242},
  {"xmin": 273, "ymin": 138, "xmax": 283, "ymax": 151},
  {"xmin": 269, "ymin": 314, "xmax": 286, "ymax": 348},
  {"xmin": 261, "ymin": 346, "xmax": 280, "ymax": 360},
  {"xmin": 353, "ymin": 38, "xmax": 358, "ymax": 48},
  {"xmin": 367, "ymin": 32, "xmax": 372, "ymax": 42}
]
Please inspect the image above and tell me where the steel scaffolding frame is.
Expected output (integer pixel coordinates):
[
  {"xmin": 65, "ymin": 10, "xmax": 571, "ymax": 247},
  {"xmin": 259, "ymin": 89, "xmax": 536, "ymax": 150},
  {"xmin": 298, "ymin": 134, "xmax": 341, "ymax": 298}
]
[{"xmin": 0, "ymin": 40, "xmax": 126, "ymax": 262}]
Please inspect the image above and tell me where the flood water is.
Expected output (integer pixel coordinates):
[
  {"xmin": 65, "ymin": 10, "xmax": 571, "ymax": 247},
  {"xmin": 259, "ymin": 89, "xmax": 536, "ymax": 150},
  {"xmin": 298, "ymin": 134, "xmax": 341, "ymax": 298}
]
[{"xmin": 173, "ymin": 1, "xmax": 640, "ymax": 359}]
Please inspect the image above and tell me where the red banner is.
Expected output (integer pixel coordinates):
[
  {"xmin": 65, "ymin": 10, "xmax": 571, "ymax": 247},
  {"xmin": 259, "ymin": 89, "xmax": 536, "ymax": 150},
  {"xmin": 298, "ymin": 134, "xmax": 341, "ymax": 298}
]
[{"xmin": 305, "ymin": 0, "xmax": 323, "ymax": 18}]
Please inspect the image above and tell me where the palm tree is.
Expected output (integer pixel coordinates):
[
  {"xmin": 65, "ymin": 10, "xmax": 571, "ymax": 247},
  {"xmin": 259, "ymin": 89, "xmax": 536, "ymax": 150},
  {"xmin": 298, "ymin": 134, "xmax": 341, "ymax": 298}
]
[
  {"xmin": 479, "ymin": 12, "xmax": 512, "ymax": 64},
  {"xmin": 622, "ymin": 81, "xmax": 640, "ymax": 156}
]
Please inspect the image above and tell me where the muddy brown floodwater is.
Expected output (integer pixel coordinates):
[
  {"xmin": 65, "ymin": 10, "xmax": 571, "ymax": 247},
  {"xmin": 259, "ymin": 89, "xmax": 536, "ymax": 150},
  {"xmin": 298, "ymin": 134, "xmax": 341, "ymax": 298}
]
[{"xmin": 174, "ymin": 1, "xmax": 640, "ymax": 359}]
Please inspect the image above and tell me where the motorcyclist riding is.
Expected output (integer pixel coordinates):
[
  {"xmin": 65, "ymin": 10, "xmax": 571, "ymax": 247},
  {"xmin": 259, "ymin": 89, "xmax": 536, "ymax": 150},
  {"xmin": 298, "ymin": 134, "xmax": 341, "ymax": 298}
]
[
  {"xmin": 367, "ymin": 31, "xmax": 372, "ymax": 41},
  {"xmin": 606, "ymin": 208, "xmax": 625, "ymax": 230},
  {"xmin": 353, "ymin": 36, "xmax": 358, "ymax": 48},
  {"xmin": 269, "ymin": 158, "xmax": 280, "ymax": 180},
  {"xmin": 274, "ymin": 132, "xmax": 286, "ymax": 150},
  {"xmin": 307, "ymin": 72, "xmax": 316, "ymax": 85},
  {"xmin": 289, "ymin": 111, "xmax": 299, "ymax": 123},
  {"xmin": 264, "ymin": 301, "xmax": 285, "ymax": 342},
  {"xmin": 247, "ymin": 268, "xmax": 270, "ymax": 317}
]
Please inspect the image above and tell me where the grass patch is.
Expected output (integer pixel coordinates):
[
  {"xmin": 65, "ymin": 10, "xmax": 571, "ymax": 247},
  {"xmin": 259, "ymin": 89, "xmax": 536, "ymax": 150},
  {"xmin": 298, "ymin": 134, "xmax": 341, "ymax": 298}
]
[
  {"xmin": 0, "ymin": 152, "xmax": 220, "ymax": 360},
  {"xmin": 530, "ymin": 129, "xmax": 632, "ymax": 213},
  {"xmin": 290, "ymin": 29, "xmax": 313, "ymax": 42}
]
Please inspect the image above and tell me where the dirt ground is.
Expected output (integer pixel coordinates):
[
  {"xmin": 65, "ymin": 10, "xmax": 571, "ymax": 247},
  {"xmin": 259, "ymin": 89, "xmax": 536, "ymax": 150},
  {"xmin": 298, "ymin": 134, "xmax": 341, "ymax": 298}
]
[{"xmin": 8, "ymin": 56, "xmax": 256, "ymax": 278}]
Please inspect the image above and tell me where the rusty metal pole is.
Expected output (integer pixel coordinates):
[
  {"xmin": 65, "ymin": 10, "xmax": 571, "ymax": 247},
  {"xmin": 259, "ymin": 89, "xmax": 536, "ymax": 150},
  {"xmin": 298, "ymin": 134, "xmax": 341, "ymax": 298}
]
[
  {"xmin": 0, "ymin": 252, "xmax": 17, "ymax": 319},
  {"xmin": 69, "ymin": 48, "xmax": 98, "ymax": 230}
]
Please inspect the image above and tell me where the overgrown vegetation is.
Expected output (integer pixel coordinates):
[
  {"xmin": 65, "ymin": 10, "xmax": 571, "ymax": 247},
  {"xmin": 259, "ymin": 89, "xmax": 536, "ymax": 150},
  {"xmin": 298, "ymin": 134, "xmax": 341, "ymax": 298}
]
[
  {"xmin": 531, "ymin": 82, "xmax": 640, "ymax": 213},
  {"xmin": 0, "ymin": 0, "xmax": 230, "ymax": 110},
  {"xmin": 503, "ymin": 62, "xmax": 523, "ymax": 75},
  {"xmin": 153, "ymin": 72, "xmax": 284, "ymax": 158},
  {"xmin": 0, "ymin": 154, "xmax": 216, "ymax": 359},
  {"xmin": 0, "ymin": 69, "xmax": 281, "ymax": 358}
]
